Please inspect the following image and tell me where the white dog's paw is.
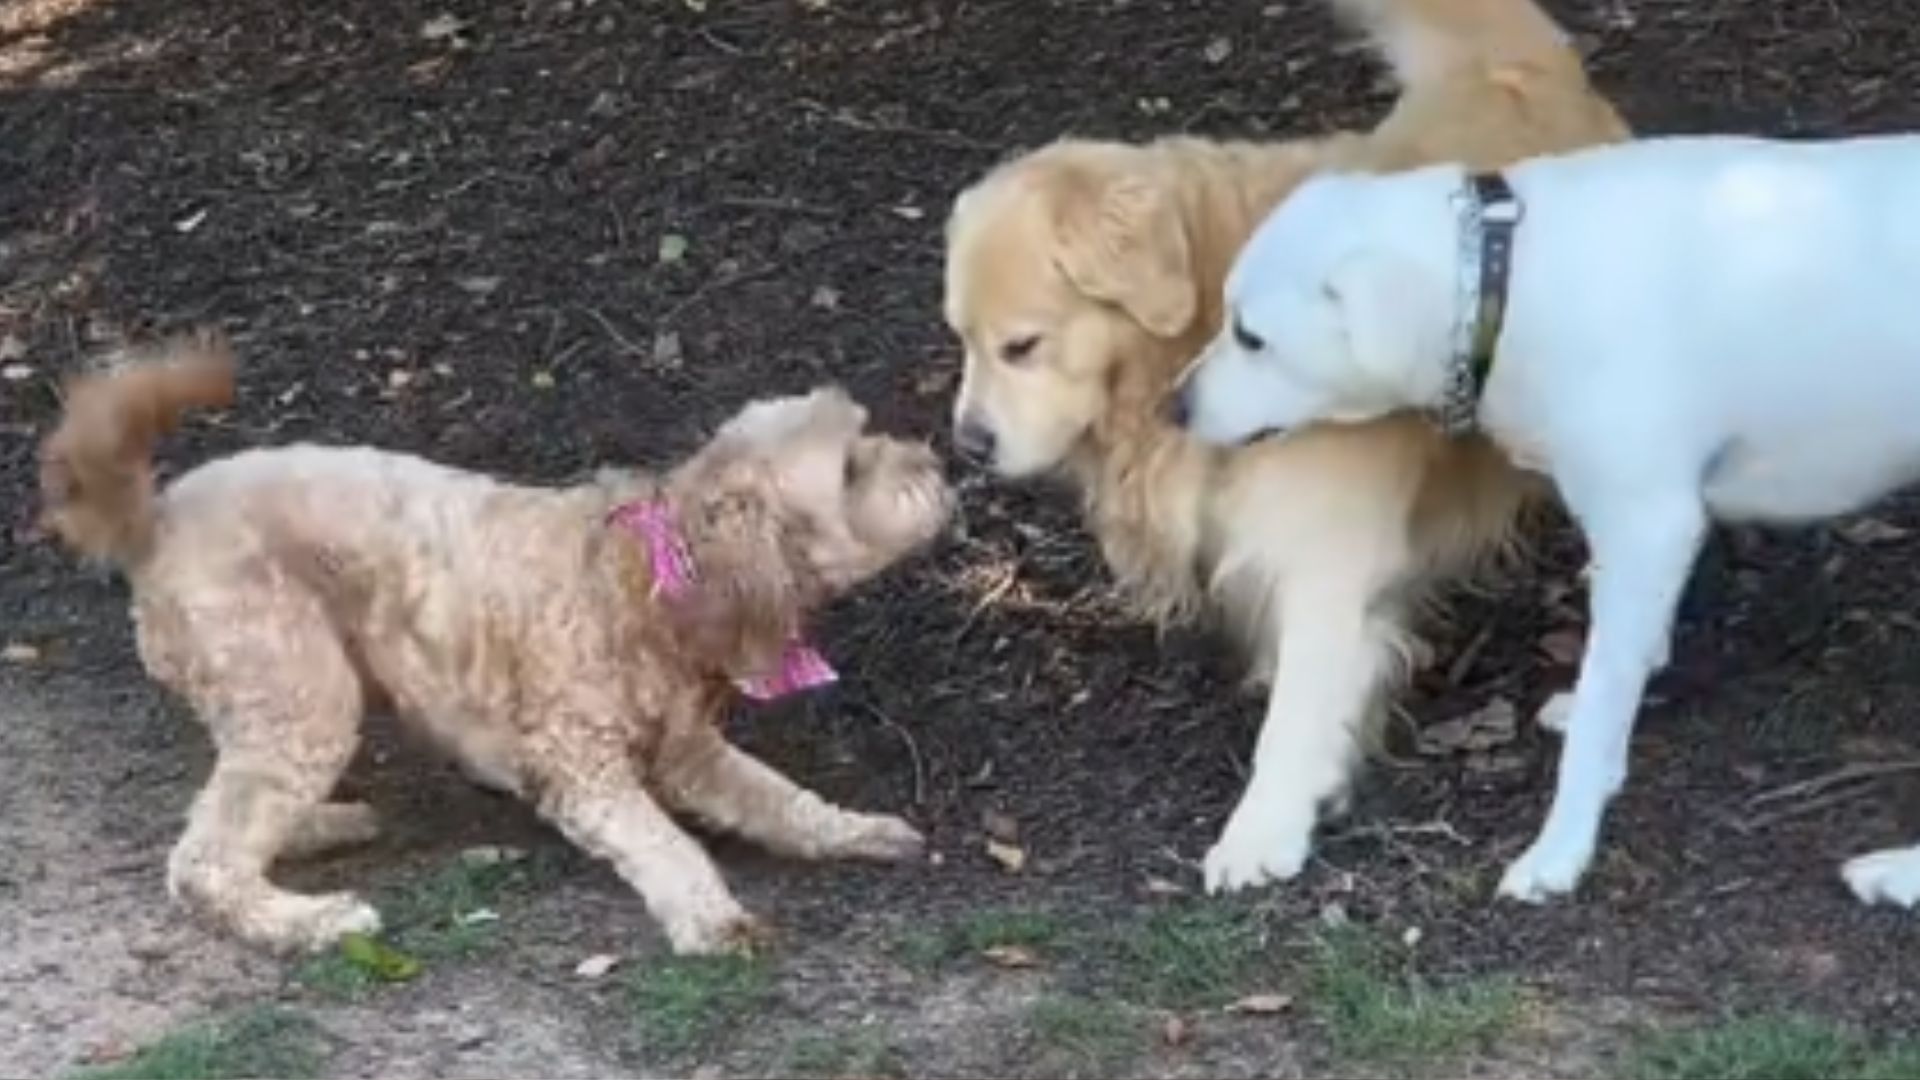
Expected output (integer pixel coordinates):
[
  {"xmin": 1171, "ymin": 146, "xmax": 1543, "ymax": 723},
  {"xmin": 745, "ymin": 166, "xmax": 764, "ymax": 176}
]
[
  {"xmin": 1534, "ymin": 692, "xmax": 1574, "ymax": 735},
  {"xmin": 1842, "ymin": 847, "xmax": 1920, "ymax": 908},
  {"xmin": 1496, "ymin": 837, "xmax": 1594, "ymax": 904},
  {"xmin": 1203, "ymin": 810, "xmax": 1312, "ymax": 895}
]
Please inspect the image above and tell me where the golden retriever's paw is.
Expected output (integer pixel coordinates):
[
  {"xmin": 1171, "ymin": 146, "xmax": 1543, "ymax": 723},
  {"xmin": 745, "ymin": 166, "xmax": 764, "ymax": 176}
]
[
  {"xmin": 666, "ymin": 907, "xmax": 775, "ymax": 956},
  {"xmin": 834, "ymin": 813, "xmax": 926, "ymax": 863},
  {"xmin": 1843, "ymin": 847, "xmax": 1920, "ymax": 908},
  {"xmin": 1202, "ymin": 807, "xmax": 1311, "ymax": 894}
]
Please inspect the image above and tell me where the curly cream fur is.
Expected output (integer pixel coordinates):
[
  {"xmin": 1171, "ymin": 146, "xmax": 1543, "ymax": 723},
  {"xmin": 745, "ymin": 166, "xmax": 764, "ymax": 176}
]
[{"xmin": 40, "ymin": 339, "xmax": 952, "ymax": 954}]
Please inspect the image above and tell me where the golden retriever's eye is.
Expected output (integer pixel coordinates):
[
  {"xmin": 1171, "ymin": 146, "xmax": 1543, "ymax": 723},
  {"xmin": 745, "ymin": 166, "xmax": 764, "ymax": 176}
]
[
  {"xmin": 1232, "ymin": 316, "xmax": 1265, "ymax": 353},
  {"xmin": 1000, "ymin": 335, "xmax": 1040, "ymax": 364}
]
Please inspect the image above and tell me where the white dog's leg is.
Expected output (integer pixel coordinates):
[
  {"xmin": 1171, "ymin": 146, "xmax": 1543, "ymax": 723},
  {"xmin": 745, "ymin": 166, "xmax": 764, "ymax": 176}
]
[
  {"xmin": 1205, "ymin": 577, "xmax": 1401, "ymax": 894},
  {"xmin": 1499, "ymin": 492, "xmax": 1705, "ymax": 903},
  {"xmin": 1843, "ymin": 845, "xmax": 1920, "ymax": 908}
]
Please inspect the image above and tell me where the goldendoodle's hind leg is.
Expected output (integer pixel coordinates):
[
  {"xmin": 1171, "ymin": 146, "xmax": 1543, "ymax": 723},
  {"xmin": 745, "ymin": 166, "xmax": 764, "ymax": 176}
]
[
  {"xmin": 163, "ymin": 592, "xmax": 379, "ymax": 953},
  {"xmin": 279, "ymin": 801, "xmax": 381, "ymax": 861}
]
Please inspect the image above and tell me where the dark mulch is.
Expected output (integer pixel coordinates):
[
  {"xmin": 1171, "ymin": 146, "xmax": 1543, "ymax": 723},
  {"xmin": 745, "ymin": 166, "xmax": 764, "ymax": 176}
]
[{"xmin": 5, "ymin": 1, "xmax": 1920, "ymax": 1075}]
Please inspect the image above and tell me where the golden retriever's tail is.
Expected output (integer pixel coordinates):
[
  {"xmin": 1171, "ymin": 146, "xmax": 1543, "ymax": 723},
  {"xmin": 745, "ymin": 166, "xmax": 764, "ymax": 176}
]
[
  {"xmin": 38, "ymin": 329, "xmax": 235, "ymax": 567},
  {"xmin": 1327, "ymin": 0, "xmax": 1576, "ymax": 87}
]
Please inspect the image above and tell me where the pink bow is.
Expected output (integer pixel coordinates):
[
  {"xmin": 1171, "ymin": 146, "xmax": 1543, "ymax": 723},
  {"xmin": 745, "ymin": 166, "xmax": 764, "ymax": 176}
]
[{"xmin": 607, "ymin": 498, "xmax": 837, "ymax": 701}]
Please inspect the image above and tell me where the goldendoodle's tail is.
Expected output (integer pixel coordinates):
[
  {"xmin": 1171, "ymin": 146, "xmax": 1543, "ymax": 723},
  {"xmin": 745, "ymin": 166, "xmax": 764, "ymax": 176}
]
[
  {"xmin": 1327, "ymin": 0, "xmax": 1577, "ymax": 88},
  {"xmin": 39, "ymin": 329, "xmax": 235, "ymax": 567}
]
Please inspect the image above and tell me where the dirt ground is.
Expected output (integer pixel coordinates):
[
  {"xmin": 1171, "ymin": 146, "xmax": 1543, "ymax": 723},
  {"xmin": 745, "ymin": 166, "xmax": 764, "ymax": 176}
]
[{"xmin": 5, "ymin": 1, "xmax": 1920, "ymax": 1077}]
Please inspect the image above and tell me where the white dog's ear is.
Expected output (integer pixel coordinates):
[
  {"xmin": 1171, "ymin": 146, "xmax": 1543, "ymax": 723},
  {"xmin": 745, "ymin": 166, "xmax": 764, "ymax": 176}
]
[
  {"xmin": 1052, "ymin": 175, "xmax": 1196, "ymax": 339},
  {"xmin": 1320, "ymin": 250, "xmax": 1439, "ymax": 391}
]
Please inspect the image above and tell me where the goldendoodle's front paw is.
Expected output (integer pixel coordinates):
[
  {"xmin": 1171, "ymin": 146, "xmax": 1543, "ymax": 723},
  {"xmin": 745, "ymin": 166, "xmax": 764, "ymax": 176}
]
[
  {"xmin": 665, "ymin": 905, "xmax": 774, "ymax": 956},
  {"xmin": 246, "ymin": 891, "xmax": 383, "ymax": 954},
  {"xmin": 833, "ymin": 813, "xmax": 926, "ymax": 863}
]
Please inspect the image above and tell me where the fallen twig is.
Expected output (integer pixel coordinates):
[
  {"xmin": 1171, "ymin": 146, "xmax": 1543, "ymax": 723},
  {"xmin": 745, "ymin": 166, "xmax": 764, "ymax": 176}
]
[{"xmin": 1742, "ymin": 759, "xmax": 1920, "ymax": 810}]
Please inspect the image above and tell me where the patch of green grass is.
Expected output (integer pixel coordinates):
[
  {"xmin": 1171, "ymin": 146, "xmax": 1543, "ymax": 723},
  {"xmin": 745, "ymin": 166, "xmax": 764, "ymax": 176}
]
[
  {"xmin": 1628, "ymin": 1014, "xmax": 1920, "ymax": 1080},
  {"xmin": 1025, "ymin": 996, "xmax": 1142, "ymax": 1078},
  {"xmin": 72, "ymin": 1006, "xmax": 326, "ymax": 1080},
  {"xmin": 627, "ymin": 953, "xmax": 776, "ymax": 1056},
  {"xmin": 1304, "ymin": 924, "xmax": 1522, "ymax": 1061},
  {"xmin": 784, "ymin": 1027, "xmax": 906, "ymax": 1079},
  {"xmin": 889, "ymin": 907, "xmax": 1066, "ymax": 971},
  {"xmin": 1114, "ymin": 903, "xmax": 1267, "ymax": 1009},
  {"xmin": 295, "ymin": 851, "xmax": 546, "ymax": 998}
]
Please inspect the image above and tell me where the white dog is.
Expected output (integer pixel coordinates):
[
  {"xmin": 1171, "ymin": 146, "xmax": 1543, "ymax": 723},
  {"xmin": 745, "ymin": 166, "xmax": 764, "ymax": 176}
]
[{"xmin": 1171, "ymin": 133, "xmax": 1920, "ymax": 907}]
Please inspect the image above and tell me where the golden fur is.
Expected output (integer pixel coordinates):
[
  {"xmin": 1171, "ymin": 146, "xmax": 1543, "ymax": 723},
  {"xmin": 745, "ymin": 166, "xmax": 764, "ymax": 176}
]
[
  {"xmin": 943, "ymin": 0, "xmax": 1629, "ymax": 891},
  {"xmin": 40, "ymin": 334, "xmax": 952, "ymax": 954}
]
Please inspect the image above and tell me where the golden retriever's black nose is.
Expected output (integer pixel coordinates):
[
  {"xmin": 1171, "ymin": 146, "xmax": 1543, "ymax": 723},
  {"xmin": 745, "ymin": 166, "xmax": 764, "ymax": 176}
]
[
  {"xmin": 1165, "ymin": 386, "xmax": 1192, "ymax": 429},
  {"xmin": 953, "ymin": 418, "xmax": 996, "ymax": 462}
]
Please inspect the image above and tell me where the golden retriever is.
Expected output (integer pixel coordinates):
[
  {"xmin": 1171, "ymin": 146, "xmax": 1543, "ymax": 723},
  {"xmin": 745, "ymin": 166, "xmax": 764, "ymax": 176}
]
[
  {"xmin": 942, "ymin": 0, "xmax": 1629, "ymax": 892},
  {"xmin": 40, "ymin": 333, "xmax": 950, "ymax": 954}
]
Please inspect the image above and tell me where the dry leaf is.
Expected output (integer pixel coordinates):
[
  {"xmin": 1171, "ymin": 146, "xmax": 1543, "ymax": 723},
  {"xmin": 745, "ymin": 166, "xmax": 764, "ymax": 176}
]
[
  {"xmin": 530, "ymin": 370, "xmax": 556, "ymax": 390},
  {"xmin": 1203, "ymin": 36, "xmax": 1233, "ymax": 64},
  {"xmin": 1838, "ymin": 517, "xmax": 1910, "ymax": 545},
  {"xmin": 1537, "ymin": 628, "xmax": 1585, "ymax": 666},
  {"xmin": 911, "ymin": 368, "xmax": 953, "ymax": 399},
  {"xmin": 174, "ymin": 209, "xmax": 207, "ymax": 233},
  {"xmin": 574, "ymin": 953, "xmax": 620, "ymax": 979},
  {"xmin": 985, "ymin": 837, "xmax": 1026, "ymax": 874},
  {"xmin": 1, "ymin": 363, "xmax": 32, "ymax": 382},
  {"xmin": 890, "ymin": 205, "xmax": 925, "ymax": 221},
  {"xmin": 1416, "ymin": 698, "xmax": 1516, "ymax": 757},
  {"xmin": 1161, "ymin": 1015, "xmax": 1190, "ymax": 1047},
  {"xmin": 420, "ymin": 13, "xmax": 469, "ymax": 40},
  {"xmin": 657, "ymin": 233, "xmax": 689, "ymax": 264},
  {"xmin": 1143, "ymin": 877, "xmax": 1186, "ymax": 897},
  {"xmin": 651, "ymin": 331, "xmax": 684, "ymax": 370},
  {"xmin": 2, "ymin": 642, "xmax": 41, "ymax": 665},
  {"xmin": 981, "ymin": 944, "xmax": 1039, "ymax": 969},
  {"xmin": 0, "ymin": 333, "xmax": 25, "ymax": 361},
  {"xmin": 458, "ymin": 276, "xmax": 501, "ymax": 296},
  {"xmin": 1225, "ymin": 993, "xmax": 1293, "ymax": 1015},
  {"xmin": 459, "ymin": 845, "xmax": 527, "ymax": 867},
  {"xmin": 981, "ymin": 809, "xmax": 1020, "ymax": 844},
  {"xmin": 809, "ymin": 285, "xmax": 841, "ymax": 310}
]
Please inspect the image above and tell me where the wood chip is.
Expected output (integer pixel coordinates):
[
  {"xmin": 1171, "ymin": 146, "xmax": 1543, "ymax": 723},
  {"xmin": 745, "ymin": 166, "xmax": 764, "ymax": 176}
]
[
  {"xmin": 985, "ymin": 838, "xmax": 1026, "ymax": 874},
  {"xmin": 1838, "ymin": 517, "xmax": 1910, "ymax": 545},
  {"xmin": 981, "ymin": 944, "xmax": 1039, "ymax": 969},
  {"xmin": 574, "ymin": 953, "xmax": 620, "ymax": 979},
  {"xmin": 1225, "ymin": 993, "xmax": 1293, "ymax": 1015}
]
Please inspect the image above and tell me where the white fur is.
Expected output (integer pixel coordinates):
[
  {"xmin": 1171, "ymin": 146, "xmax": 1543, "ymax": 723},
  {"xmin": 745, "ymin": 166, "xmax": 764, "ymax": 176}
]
[{"xmin": 1176, "ymin": 133, "xmax": 1920, "ymax": 904}]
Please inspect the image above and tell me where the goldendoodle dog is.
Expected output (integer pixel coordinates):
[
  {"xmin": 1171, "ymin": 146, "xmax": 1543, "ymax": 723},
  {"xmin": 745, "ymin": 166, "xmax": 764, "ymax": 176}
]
[{"xmin": 39, "ymin": 331, "xmax": 952, "ymax": 954}]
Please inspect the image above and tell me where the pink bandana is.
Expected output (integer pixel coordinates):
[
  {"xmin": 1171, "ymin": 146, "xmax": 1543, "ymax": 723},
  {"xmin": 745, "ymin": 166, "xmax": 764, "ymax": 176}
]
[{"xmin": 606, "ymin": 499, "xmax": 838, "ymax": 701}]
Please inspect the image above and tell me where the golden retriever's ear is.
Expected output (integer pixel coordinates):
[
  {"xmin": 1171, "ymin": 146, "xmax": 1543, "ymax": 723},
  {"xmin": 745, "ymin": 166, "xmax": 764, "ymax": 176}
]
[{"xmin": 1052, "ymin": 174, "xmax": 1196, "ymax": 338}]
